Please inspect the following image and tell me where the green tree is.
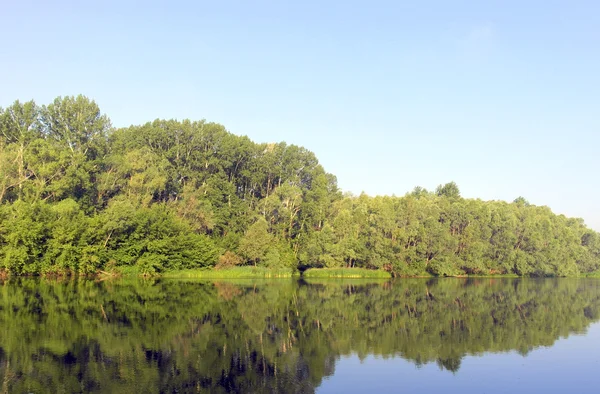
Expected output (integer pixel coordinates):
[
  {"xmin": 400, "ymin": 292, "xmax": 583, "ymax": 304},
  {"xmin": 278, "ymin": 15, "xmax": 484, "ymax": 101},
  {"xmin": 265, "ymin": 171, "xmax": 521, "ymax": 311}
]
[
  {"xmin": 436, "ymin": 181, "xmax": 461, "ymax": 199},
  {"xmin": 238, "ymin": 218, "xmax": 273, "ymax": 265}
]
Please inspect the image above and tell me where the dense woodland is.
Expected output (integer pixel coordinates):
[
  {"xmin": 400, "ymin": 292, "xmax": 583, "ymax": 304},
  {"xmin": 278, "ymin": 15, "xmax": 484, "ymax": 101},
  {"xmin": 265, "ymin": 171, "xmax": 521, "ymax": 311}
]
[
  {"xmin": 1, "ymin": 278, "xmax": 599, "ymax": 392},
  {"xmin": 1, "ymin": 95, "xmax": 599, "ymax": 276}
]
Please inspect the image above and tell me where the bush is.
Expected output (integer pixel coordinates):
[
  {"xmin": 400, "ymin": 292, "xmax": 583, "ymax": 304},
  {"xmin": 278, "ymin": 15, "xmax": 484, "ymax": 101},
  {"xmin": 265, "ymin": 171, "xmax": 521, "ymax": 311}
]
[{"xmin": 216, "ymin": 251, "xmax": 243, "ymax": 270}]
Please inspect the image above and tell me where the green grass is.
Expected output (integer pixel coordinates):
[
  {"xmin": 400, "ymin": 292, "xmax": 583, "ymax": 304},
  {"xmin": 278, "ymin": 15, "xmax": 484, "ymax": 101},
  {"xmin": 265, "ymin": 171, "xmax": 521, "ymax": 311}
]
[
  {"xmin": 162, "ymin": 266, "xmax": 297, "ymax": 279},
  {"xmin": 393, "ymin": 272, "xmax": 435, "ymax": 278},
  {"xmin": 97, "ymin": 266, "xmax": 148, "ymax": 278},
  {"xmin": 302, "ymin": 268, "xmax": 391, "ymax": 279},
  {"xmin": 581, "ymin": 270, "xmax": 600, "ymax": 278},
  {"xmin": 462, "ymin": 274, "xmax": 520, "ymax": 278}
]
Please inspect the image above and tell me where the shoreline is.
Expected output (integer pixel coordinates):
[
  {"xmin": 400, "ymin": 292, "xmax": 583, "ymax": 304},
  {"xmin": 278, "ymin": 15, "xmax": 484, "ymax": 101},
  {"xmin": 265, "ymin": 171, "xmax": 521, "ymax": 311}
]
[{"xmin": 2, "ymin": 267, "xmax": 597, "ymax": 279}]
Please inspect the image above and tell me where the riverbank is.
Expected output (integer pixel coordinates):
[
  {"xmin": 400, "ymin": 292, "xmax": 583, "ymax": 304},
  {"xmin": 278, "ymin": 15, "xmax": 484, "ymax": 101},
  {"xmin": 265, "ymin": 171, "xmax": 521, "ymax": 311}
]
[
  {"xmin": 582, "ymin": 270, "xmax": 600, "ymax": 278},
  {"xmin": 302, "ymin": 268, "xmax": 391, "ymax": 279},
  {"xmin": 2, "ymin": 266, "xmax": 597, "ymax": 280},
  {"xmin": 104, "ymin": 266, "xmax": 391, "ymax": 279},
  {"xmin": 161, "ymin": 267, "xmax": 298, "ymax": 279},
  {"xmin": 163, "ymin": 267, "xmax": 392, "ymax": 279}
]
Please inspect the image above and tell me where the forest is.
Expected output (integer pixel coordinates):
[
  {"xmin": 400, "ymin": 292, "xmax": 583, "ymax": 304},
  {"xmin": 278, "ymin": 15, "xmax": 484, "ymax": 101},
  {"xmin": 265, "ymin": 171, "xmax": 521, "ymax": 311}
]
[{"xmin": 1, "ymin": 95, "xmax": 599, "ymax": 277}]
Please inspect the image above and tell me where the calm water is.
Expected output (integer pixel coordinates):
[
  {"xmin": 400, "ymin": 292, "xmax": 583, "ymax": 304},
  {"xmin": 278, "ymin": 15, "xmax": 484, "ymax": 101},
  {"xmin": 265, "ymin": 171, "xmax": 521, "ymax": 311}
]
[{"xmin": 1, "ymin": 278, "xmax": 599, "ymax": 393}]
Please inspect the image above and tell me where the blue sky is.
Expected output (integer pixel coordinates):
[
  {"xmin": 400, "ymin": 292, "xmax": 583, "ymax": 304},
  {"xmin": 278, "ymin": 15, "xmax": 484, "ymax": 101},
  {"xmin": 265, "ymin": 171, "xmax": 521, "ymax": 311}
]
[{"xmin": 1, "ymin": 1, "xmax": 599, "ymax": 230}]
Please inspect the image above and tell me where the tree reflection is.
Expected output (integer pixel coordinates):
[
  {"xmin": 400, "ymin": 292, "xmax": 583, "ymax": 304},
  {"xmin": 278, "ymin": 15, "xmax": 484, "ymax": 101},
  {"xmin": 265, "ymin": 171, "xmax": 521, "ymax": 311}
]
[{"xmin": 0, "ymin": 278, "xmax": 599, "ymax": 392}]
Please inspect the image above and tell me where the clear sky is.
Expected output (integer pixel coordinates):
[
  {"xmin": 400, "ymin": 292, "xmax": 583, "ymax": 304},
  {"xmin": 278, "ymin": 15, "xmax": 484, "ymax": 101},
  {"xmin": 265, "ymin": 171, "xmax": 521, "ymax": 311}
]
[{"xmin": 1, "ymin": 1, "xmax": 599, "ymax": 230}]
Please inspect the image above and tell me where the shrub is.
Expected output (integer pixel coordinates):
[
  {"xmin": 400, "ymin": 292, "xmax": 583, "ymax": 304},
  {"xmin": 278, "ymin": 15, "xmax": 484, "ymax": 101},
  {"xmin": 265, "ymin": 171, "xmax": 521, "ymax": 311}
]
[{"xmin": 216, "ymin": 251, "xmax": 243, "ymax": 270}]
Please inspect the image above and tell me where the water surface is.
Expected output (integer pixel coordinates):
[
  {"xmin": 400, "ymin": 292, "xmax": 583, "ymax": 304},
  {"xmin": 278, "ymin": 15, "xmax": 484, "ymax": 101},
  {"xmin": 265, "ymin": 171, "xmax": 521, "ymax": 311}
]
[{"xmin": 1, "ymin": 278, "xmax": 599, "ymax": 393}]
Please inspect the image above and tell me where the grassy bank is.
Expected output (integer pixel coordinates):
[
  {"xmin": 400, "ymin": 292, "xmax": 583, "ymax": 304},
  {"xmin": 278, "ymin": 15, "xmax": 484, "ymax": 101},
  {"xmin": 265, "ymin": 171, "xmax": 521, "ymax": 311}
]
[
  {"xmin": 456, "ymin": 274, "xmax": 520, "ymax": 278},
  {"xmin": 165, "ymin": 267, "xmax": 391, "ymax": 279},
  {"xmin": 302, "ymin": 268, "xmax": 391, "ymax": 279},
  {"xmin": 162, "ymin": 267, "xmax": 297, "ymax": 279},
  {"xmin": 581, "ymin": 270, "xmax": 600, "ymax": 278}
]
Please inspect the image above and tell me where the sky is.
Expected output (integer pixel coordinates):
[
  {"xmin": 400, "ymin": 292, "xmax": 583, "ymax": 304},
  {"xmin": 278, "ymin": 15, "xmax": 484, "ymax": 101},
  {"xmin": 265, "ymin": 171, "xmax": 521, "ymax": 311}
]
[{"xmin": 1, "ymin": 1, "xmax": 599, "ymax": 230}]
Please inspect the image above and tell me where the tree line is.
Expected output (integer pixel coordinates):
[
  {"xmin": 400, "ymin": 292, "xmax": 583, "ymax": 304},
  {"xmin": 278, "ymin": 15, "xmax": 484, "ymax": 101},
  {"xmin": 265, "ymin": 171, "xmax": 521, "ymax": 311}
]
[{"xmin": 1, "ymin": 95, "xmax": 599, "ymax": 276}]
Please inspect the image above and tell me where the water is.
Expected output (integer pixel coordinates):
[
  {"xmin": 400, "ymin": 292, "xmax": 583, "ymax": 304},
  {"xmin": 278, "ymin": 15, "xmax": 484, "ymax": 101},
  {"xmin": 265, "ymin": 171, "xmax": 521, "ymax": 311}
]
[{"xmin": 0, "ymin": 278, "xmax": 599, "ymax": 393}]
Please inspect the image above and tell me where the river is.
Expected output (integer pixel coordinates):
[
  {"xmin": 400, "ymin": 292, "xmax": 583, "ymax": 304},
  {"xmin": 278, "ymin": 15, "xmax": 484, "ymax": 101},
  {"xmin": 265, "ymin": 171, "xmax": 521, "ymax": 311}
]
[{"xmin": 1, "ymin": 278, "xmax": 599, "ymax": 393}]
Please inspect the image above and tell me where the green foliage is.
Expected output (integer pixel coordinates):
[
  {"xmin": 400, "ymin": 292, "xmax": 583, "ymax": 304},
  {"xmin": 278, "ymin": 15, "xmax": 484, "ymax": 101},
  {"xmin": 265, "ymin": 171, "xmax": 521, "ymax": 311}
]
[
  {"xmin": 216, "ymin": 250, "xmax": 244, "ymax": 269},
  {"xmin": 0, "ymin": 96, "xmax": 599, "ymax": 277},
  {"xmin": 436, "ymin": 181, "xmax": 461, "ymax": 198},
  {"xmin": 238, "ymin": 217, "xmax": 272, "ymax": 265},
  {"xmin": 583, "ymin": 270, "xmax": 600, "ymax": 278},
  {"xmin": 0, "ymin": 201, "xmax": 52, "ymax": 274},
  {"xmin": 262, "ymin": 241, "xmax": 296, "ymax": 269}
]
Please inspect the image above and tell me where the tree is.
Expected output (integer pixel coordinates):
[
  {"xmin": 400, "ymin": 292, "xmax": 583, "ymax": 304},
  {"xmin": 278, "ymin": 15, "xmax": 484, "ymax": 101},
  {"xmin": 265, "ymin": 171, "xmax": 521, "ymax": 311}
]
[
  {"xmin": 40, "ymin": 95, "xmax": 110, "ymax": 158},
  {"xmin": 0, "ymin": 100, "xmax": 41, "ymax": 143},
  {"xmin": 408, "ymin": 186, "xmax": 430, "ymax": 198},
  {"xmin": 238, "ymin": 218, "xmax": 273, "ymax": 265},
  {"xmin": 436, "ymin": 182, "xmax": 461, "ymax": 199},
  {"xmin": 513, "ymin": 196, "xmax": 530, "ymax": 206}
]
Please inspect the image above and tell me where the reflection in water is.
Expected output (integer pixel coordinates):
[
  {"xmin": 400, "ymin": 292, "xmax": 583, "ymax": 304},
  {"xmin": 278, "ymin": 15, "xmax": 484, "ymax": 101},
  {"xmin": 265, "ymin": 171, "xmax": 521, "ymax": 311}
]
[{"xmin": 0, "ymin": 278, "xmax": 599, "ymax": 393}]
